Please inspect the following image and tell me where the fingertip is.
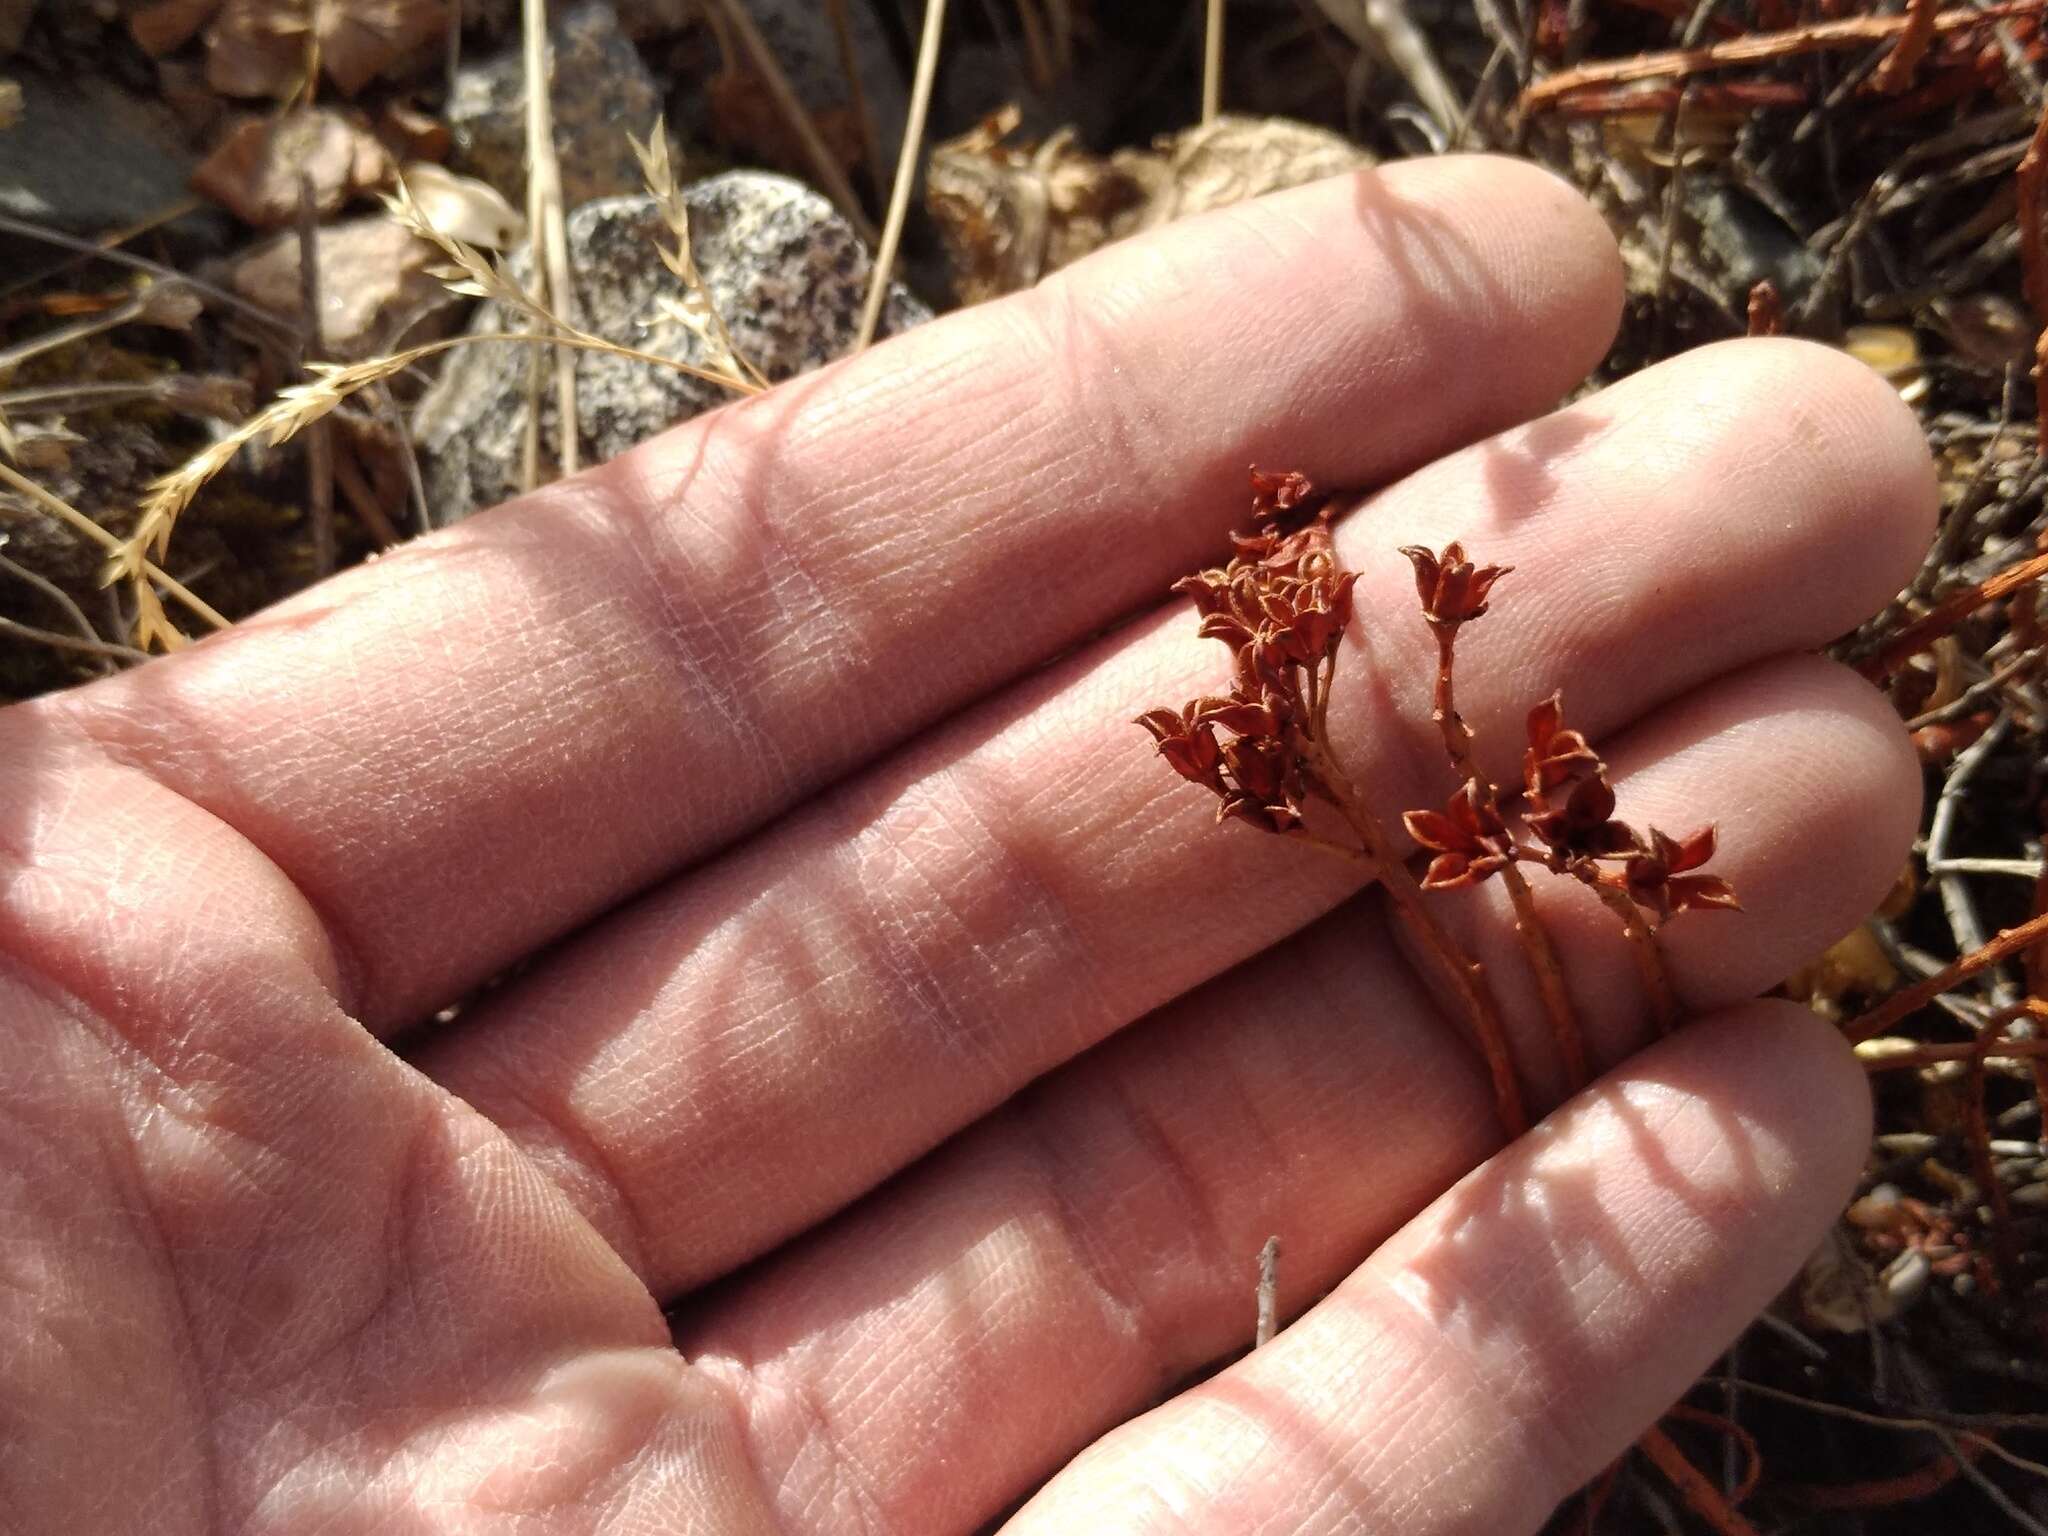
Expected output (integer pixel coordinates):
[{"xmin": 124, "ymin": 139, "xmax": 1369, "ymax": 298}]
[
  {"xmin": 1373, "ymin": 153, "xmax": 1626, "ymax": 402},
  {"xmin": 1678, "ymin": 998, "xmax": 1873, "ymax": 1212},
  {"xmin": 1680, "ymin": 337, "xmax": 1940, "ymax": 608},
  {"xmin": 1616, "ymin": 652, "xmax": 1922, "ymax": 1014}
]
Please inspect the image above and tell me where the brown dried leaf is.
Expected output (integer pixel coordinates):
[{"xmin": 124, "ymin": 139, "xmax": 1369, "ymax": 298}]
[
  {"xmin": 0, "ymin": 0, "xmax": 35, "ymax": 58},
  {"xmin": 206, "ymin": 0, "xmax": 447, "ymax": 100},
  {"xmin": 191, "ymin": 107, "xmax": 395, "ymax": 227},
  {"xmin": 929, "ymin": 110, "xmax": 1372, "ymax": 305},
  {"xmin": 230, "ymin": 214, "xmax": 440, "ymax": 354},
  {"xmin": 130, "ymin": 0, "xmax": 223, "ymax": 56}
]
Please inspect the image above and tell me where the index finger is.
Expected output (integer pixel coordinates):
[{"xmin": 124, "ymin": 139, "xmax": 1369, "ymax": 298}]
[{"xmin": 30, "ymin": 157, "xmax": 1623, "ymax": 1029}]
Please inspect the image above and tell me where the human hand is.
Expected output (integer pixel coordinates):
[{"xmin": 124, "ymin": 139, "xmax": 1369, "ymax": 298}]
[{"xmin": 0, "ymin": 156, "xmax": 1935, "ymax": 1535}]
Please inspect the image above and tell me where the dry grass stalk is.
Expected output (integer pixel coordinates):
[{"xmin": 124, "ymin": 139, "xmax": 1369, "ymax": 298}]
[
  {"xmin": 855, "ymin": 0, "xmax": 950, "ymax": 353},
  {"xmin": 630, "ymin": 119, "xmax": 766, "ymax": 388},
  {"xmin": 712, "ymin": 0, "xmax": 878, "ymax": 246},
  {"xmin": 824, "ymin": 0, "xmax": 885, "ymax": 185},
  {"xmin": 1202, "ymin": 0, "xmax": 1225, "ymax": 123},
  {"xmin": 110, "ymin": 172, "xmax": 765, "ymax": 648},
  {"xmin": 522, "ymin": 0, "xmax": 579, "ymax": 485},
  {"xmin": 0, "ymin": 460, "xmax": 227, "ymax": 645},
  {"xmin": 296, "ymin": 176, "xmax": 336, "ymax": 577},
  {"xmin": 1520, "ymin": 0, "xmax": 2048, "ymax": 112}
]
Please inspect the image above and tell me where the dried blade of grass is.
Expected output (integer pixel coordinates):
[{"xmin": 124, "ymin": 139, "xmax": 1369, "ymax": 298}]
[
  {"xmin": 123, "ymin": 328, "xmax": 757, "ymax": 597},
  {"xmin": 1316, "ymin": 0, "xmax": 1462, "ymax": 133},
  {"xmin": 712, "ymin": 0, "xmax": 879, "ymax": 246},
  {"xmin": 523, "ymin": 0, "xmax": 578, "ymax": 482},
  {"xmin": 1013, "ymin": 0, "xmax": 1056, "ymax": 92},
  {"xmin": 0, "ymin": 612, "xmax": 150, "ymax": 664},
  {"xmin": 0, "ymin": 212, "xmax": 298, "ymax": 344},
  {"xmin": 824, "ymin": 0, "xmax": 885, "ymax": 186},
  {"xmin": 0, "ymin": 538, "xmax": 134, "ymax": 665},
  {"xmin": 113, "ymin": 178, "xmax": 764, "ymax": 623},
  {"xmin": 297, "ymin": 176, "xmax": 336, "ymax": 578},
  {"xmin": 855, "ymin": 0, "xmax": 948, "ymax": 353},
  {"xmin": 630, "ymin": 119, "xmax": 767, "ymax": 388},
  {"xmin": 1203, "ymin": 0, "xmax": 1224, "ymax": 121},
  {"xmin": 1254, "ymin": 1236, "xmax": 1279, "ymax": 1348},
  {"xmin": 0, "ymin": 459, "xmax": 227, "ymax": 636}
]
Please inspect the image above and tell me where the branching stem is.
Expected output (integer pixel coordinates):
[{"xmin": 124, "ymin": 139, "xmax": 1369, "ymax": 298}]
[
  {"xmin": 1311, "ymin": 735, "xmax": 1529, "ymax": 1137},
  {"xmin": 1430, "ymin": 625, "xmax": 1587, "ymax": 1089}
]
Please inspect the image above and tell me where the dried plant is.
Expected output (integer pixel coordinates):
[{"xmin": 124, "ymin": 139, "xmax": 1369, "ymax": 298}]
[
  {"xmin": 629, "ymin": 118, "xmax": 766, "ymax": 389},
  {"xmin": 1141, "ymin": 472, "xmax": 1741, "ymax": 1132},
  {"xmin": 108, "ymin": 156, "xmax": 766, "ymax": 651}
]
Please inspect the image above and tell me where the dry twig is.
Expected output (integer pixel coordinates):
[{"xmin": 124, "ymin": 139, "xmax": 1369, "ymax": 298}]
[
  {"xmin": 855, "ymin": 0, "xmax": 948, "ymax": 352},
  {"xmin": 1845, "ymin": 910, "xmax": 2048, "ymax": 1042},
  {"xmin": 1521, "ymin": 1, "xmax": 2048, "ymax": 113}
]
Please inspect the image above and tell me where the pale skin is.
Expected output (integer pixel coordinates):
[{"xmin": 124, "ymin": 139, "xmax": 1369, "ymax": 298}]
[{"xmin": 0, "ymin": 157, "xmax": 1937, "ymax": 1534}]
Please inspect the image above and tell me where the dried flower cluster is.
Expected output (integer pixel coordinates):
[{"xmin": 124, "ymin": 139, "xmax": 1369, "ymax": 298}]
[
  {"xmin": 1406, "ymin": 681, "xmax": 1740, "ymax": 927},
  {"xmin": 1140, "ymin": 469, "xmax": 1740, "ymax": 1126},
  {"xmin": 1137, "ymin": 469, "xmax": 1356, "ymax": 837}
]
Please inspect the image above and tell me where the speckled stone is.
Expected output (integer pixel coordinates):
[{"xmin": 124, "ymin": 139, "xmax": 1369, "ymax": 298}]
[{"xmin": 412, "ymin": 172, "xmax": 930, "ymax": 524}]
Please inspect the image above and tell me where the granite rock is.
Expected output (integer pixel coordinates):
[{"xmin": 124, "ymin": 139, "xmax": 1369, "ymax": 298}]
[{"xmin": 413, "ymin": 170, "xmax": 930, "ymax": 523}]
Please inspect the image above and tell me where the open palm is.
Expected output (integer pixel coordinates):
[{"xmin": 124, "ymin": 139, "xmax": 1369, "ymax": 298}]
[{"xmin": 0, "ymin": 157, "xmax": 1935, "ymax": 1535}]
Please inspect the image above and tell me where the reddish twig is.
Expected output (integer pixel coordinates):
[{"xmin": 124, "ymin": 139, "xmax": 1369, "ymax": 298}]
[
  {"xmin": 1966, "ymin": 1005, "xmax": 2047, "ymax": 1289},
  {"xmin": 1579, "ymin": 1459, "xmax": 1622, "ymax": 1535},
  {"xmin": 1548, "ymin": 79, "xmax": 1808, "ymax": 116},
  {"xmin": 1520, "ymin": 1, "xmax": 2048, "ymax": 112},
  {"xmin": 1638, "ymin": 1424, "xmax": 1763, "ymax": 1536},
  {"xmin": 1844, "ymin": 911, "xmax": 2048, "ymax": 1042},
  {"xmin": 1873, "ymin": 0, "xmax": 1942, "ymax": 92},
  {"xmin": 1662, "ymin": 1405, "xmax": 1764, "ymax": 1505},
  {"xmin": 1858, "ymin": 550, "xmax": 2048, "ymax": 681},
  {"xmin": 2020, "ymin": 99, "xmax": 2048, "ymax": 450},
  {"xmin": 1782, "ymin": 1437, "xmax": 1987, "ymax": 1510}
]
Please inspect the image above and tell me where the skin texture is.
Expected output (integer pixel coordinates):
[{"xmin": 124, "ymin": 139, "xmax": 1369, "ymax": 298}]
[{"xmin": 0, "ymin": 157, "xmax": 1933, "ymax": 1535}]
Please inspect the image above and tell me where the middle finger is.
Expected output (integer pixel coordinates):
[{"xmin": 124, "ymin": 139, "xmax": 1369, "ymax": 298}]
[{"xmin": 416, "ymin": 338, "xmax": 1933, "ymax": 1297}]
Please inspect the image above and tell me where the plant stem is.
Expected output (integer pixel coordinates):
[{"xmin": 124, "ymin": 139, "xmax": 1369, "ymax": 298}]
[
  {"xmin": 1202, "ymin": 0, "xmax": 1225, "ymax": 122},
  {"xmin": 1431, "ymin": 626, "xmax": 1587, "ymax": 1090},
  {"xmin": 1521, "ymin": 0, "xmax": 2047, "ymax": 111},
  {"xmin": 1588, "ymin": 879, "xmax": 1680, "ymax": 1035},
  {"xmin": 714, "ymin": 0, "xmax": 879, "ymax": 245},
  {"xmin": 1311, "ymin": 737, "xmax": 1528, "ymax": 1137},
  {"xmin": 1638, "ymin": 1424, "xmax": 1763, "ymax": 1536},
  {"xmin": 0, "ymin": 461, "xmax": 228, "ymax": 632},
  {"xmin": 855, "ymin": 0, "xmax": 948, "ymax": 351},
  {"xmin": 1843, "ymin": 910, "xmax": 2048, "ymax": 1042},
  {"xmin": 523, "ymin": 0, "xmax": 579, "ymax": 480}
]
